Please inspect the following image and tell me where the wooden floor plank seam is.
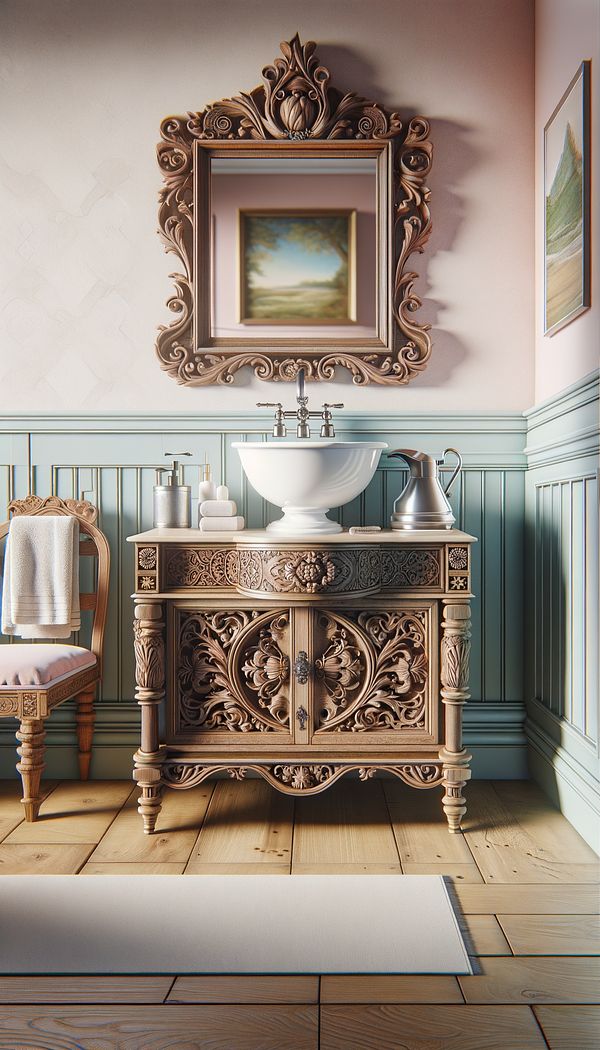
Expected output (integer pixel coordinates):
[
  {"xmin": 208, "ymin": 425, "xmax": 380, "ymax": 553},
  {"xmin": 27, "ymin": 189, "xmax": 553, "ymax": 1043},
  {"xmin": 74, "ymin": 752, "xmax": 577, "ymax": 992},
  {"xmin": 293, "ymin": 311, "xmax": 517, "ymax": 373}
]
[{"xmin": 530, "ymin": 1006, "xmax": 553, "ymax": 1050}]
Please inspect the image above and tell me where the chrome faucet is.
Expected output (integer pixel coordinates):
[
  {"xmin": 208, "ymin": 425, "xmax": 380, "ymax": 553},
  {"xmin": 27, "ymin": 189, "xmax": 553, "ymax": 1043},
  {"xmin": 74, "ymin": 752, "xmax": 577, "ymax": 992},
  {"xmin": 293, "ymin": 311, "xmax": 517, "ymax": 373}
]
[{"xmin": 257, "ymin": 368, "xmax": 344, "ymax": 439}]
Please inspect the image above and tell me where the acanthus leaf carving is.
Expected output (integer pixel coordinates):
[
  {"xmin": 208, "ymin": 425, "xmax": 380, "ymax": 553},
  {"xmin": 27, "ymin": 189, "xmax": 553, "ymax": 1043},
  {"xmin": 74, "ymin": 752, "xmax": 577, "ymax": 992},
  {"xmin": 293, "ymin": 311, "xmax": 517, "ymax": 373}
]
[
  {"xmin": 314, "ymin": 610, "xmax": 428, "ymax": 733},
  {"xmin": 177, "ymin": 609, "xmax": 290, "ymax": 733},
  {"xmin": 133, "ymin": 616, "xmax": 165, "ymax": 692}
]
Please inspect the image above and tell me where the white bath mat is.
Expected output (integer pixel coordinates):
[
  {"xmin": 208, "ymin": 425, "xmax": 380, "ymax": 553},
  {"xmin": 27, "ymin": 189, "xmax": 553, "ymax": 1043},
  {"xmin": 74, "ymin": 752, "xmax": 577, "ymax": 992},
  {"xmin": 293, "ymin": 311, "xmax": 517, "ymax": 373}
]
[{"xmin": 0, "ymin": 874, "xmax": 472, "ymax": 974}]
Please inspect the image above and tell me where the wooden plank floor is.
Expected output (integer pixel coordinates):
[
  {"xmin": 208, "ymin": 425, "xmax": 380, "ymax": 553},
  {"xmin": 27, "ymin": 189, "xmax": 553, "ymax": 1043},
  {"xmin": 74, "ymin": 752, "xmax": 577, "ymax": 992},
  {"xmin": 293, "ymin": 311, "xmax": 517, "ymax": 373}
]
[{"xmin": 0, "ymin": 777, "xmax": 598, "ymax": 1049}]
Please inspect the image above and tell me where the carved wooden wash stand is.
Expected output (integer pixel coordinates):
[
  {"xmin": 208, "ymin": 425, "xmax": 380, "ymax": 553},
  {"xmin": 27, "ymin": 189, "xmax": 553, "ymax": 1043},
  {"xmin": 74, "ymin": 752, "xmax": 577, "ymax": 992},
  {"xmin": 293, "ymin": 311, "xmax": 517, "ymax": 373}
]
[{"xmin": 128, "ymin": 529, "xmax": 475, "ymax": 834}]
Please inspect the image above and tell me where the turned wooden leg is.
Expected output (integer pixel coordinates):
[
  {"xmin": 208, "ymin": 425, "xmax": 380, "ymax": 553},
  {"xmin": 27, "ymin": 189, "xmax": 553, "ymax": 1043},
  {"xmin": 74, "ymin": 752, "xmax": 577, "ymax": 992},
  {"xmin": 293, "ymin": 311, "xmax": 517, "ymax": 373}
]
[
  {"xmin": 16, "ymin": 718, "xmax": 46, "ymax": 822},
  {"xmin": 75, "ymin": 689, "xmax": 95, "ymax": 780},
  {"xmin": 440, "ymin": 749, "xmax": 471, "ymax": 833},
  {"xmin": 133, "ymin": 602, "xmax": 165, "ymax": 834},
  {"xmin": 133, "ymin": 760, "xmax": 163, "ymax": 835},
  {"xmin": 440, "ymin": 600, "xmax": 472, "ymax": 833}
]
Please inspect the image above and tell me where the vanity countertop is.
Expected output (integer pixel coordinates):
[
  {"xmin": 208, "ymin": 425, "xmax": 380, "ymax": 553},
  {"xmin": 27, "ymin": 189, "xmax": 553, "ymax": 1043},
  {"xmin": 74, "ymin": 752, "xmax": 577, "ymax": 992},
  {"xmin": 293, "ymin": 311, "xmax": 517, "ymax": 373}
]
[{"xmin": 127, "ymin": 527, "xmax": 477, "ymax": 544}]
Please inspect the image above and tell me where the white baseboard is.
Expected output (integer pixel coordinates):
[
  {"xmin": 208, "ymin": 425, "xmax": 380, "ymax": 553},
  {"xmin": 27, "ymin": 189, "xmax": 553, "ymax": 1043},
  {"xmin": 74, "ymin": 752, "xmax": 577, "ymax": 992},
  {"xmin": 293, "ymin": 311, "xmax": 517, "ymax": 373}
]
[{"xmin": 526, "ymin": 719, "xmax": 600, "ymax": 855}]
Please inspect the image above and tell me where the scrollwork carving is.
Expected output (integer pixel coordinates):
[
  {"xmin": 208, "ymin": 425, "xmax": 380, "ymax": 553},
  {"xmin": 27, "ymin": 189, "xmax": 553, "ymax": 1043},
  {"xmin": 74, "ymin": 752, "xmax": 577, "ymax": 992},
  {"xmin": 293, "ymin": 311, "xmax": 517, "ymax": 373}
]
[
  {"xmin": 177, "ymin": 608, "xmax": 290, "ymax": 733},
  {"xmin": 156, "ymin": 34, "xmax": 432, "ymax": 387},
  {"xmin": 8, "ymin": 495, "xmax": 98, "ymax": 523},
  {"xmin": 314, "ymin": 609, "xmax": 428, "ymax": 733}
]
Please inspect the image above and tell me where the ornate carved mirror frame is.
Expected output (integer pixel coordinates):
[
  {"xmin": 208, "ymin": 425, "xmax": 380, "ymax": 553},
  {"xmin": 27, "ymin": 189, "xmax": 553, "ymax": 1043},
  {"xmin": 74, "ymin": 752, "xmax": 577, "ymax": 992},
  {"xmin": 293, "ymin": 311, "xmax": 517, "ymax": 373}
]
[{"xmin": 157, "ymin": 34, "xmax": 432, "ymax": 386}]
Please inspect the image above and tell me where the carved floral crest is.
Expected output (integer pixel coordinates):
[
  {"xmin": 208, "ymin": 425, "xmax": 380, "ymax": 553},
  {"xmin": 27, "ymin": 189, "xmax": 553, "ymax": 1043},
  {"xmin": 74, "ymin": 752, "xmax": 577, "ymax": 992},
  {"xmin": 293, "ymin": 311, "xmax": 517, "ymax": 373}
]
[{"xmin": 156, "ymin": 34, "xmax": 433, "ymax": 387}]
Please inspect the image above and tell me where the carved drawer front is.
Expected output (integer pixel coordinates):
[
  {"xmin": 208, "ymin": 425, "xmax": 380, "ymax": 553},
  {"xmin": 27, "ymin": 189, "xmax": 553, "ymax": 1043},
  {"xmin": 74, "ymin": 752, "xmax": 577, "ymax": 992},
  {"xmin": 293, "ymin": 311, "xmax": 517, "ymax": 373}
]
[
  {"xmin": 310, "ymin": 604, "xmax": 437, "ymax": 744},
  {"xmin": 172, "ymin": 606, "xmax": 293, "ymax": 743},
  {"xmin": 236, "ymin": 545, "xmax": 382, "ymax": 598}
]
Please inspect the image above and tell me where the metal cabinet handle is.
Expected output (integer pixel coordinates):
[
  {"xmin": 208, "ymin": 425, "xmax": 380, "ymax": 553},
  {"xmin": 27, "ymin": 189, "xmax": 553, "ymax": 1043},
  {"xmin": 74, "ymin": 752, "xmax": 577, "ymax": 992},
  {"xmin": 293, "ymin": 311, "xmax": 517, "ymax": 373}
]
[{"xmin": 293, "ymin": 651, "xmax": 310, "ymax": 684}]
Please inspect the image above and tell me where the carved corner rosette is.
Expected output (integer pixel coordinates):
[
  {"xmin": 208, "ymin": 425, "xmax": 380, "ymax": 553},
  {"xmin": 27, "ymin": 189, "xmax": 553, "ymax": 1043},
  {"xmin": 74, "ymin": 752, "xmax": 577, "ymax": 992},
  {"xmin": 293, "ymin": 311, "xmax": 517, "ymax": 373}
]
[{"xmin": 156, "ymin": 33, "xmax": 432, "ymax": 387}]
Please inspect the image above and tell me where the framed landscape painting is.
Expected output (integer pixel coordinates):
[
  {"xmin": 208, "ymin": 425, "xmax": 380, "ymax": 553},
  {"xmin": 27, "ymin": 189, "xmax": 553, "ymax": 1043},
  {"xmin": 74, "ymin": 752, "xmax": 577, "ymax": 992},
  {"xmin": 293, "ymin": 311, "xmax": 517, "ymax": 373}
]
[
  {"xmin": 544, "ymin": 61, "xmax": 591, "ymax": 336},
  {"xmin": 239, "ymin": 209, "xmax": 356, "ymax": 324}
]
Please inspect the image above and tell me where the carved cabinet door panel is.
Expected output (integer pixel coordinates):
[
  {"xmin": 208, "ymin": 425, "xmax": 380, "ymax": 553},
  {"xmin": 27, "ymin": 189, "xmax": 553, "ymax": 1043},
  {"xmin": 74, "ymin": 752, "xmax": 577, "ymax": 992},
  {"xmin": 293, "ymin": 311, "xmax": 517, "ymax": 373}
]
[
  {"xmin": 171, "ymin": 604, "xmax": 294, "ymax": 745},
  {"xmin": 310, "ymin": 602, "xmax": 439, "ymax": 747}
]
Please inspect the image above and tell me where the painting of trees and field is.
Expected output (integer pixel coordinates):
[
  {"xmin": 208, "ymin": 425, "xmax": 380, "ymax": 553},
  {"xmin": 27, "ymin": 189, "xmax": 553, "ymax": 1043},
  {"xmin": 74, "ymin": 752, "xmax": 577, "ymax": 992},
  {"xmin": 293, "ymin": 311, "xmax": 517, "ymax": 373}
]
[
  {"xmin": 240, "ymin": 210, "xmax": 355, "ymax": 324},
  {"xmin": 544, "ymin": 66, "xmax": 589, "ymax": 334}
]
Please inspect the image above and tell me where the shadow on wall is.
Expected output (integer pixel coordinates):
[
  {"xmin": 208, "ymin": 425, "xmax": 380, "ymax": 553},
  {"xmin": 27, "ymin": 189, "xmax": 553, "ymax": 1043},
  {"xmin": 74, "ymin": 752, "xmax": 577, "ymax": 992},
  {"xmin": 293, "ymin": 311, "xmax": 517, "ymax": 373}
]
[{"xmin": 311, "ymin": 44, "xmax": 479, "ymax": 388}]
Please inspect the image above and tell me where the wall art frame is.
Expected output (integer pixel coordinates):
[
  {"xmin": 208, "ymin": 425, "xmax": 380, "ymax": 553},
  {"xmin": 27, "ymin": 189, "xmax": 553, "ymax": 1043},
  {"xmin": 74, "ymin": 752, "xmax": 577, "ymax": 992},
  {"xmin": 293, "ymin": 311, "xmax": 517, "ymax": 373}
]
[
  {"xmin": 544, "ymin": 60, "xmax": 591, "ymax": 337},
  {"xmin": 156, "ymin": 33, "xmax": 433, "ymax": 386}
]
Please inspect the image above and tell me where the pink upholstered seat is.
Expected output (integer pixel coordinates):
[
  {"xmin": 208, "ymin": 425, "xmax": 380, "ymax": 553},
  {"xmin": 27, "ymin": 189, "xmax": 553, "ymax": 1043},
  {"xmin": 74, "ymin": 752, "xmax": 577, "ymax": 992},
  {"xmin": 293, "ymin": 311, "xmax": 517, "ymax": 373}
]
[{"xmin": 0, "ymin": 644, "xmax": 97, "ymax": 688}]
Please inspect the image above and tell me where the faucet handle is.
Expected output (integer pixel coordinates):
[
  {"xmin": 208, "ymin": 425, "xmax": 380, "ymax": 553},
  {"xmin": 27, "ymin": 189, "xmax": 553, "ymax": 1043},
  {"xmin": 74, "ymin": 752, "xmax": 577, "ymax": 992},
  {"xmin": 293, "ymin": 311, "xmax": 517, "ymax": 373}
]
[
  {"xmin": 257, "ymin": 402, "xmax": 286, "ymax": 438},
  {"xmin": 320, "ymin": 403, "xmax": 343, "ymax": 439}
]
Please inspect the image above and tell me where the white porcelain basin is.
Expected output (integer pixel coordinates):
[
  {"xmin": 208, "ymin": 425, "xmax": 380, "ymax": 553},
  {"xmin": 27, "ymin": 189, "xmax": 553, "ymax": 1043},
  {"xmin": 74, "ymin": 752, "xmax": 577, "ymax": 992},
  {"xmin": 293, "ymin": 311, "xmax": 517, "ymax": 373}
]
[{"xmin": 232, "ymin": 440, "xmax": 388, "ymax": 535}]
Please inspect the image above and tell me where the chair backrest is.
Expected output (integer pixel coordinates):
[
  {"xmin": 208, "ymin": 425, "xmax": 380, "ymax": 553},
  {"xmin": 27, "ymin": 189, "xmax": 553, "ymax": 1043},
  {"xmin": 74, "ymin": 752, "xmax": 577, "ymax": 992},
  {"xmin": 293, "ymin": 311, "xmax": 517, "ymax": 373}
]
[{"xmin": 0, "ymin": 496, "xmax": 110, "ymax": 671}]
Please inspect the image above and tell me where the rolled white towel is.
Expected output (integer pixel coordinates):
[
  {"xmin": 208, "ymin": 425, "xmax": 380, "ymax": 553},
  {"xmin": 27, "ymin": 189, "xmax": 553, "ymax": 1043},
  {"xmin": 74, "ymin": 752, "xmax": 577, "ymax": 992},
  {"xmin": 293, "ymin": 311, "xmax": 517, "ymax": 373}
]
[
  {"xmin": 199, "ymin": 516, "xmax": 245, "ymax": 532},
  {"xmin": 200, "ymin": 499, "xmax": 238, "ymax": 517}
]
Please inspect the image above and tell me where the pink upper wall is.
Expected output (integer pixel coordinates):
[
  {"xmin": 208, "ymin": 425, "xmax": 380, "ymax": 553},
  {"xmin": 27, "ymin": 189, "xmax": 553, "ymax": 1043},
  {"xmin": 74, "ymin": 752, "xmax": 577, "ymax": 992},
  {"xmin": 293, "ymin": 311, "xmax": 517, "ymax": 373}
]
[
  {"xmin": 535, "ymin": 0, "xmax": 600, "ymax": 404},
  {"xmin": 0, "ymin": 0, "xmax": 535, "ymax": 411}
]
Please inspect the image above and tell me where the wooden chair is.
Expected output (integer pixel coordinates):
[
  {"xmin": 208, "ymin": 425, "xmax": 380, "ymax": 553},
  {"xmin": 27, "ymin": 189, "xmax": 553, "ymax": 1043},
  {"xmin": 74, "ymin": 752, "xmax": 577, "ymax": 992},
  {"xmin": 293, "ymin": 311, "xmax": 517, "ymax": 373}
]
[{"xmin": 0, "ymin": 496, "xmax": 110, "ymax": 820}]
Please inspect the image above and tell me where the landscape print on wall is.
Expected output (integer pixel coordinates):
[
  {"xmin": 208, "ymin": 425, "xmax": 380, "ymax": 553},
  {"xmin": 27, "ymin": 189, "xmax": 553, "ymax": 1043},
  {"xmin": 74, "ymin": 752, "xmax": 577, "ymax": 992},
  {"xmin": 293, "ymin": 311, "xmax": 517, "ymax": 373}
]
[
  {"xmin": 239, "ymin": 209, "xmax": 356, "ymax": 324},
  {"xmin": 544, "ymin": 61, "xmax": 590, "ymax": 336}
]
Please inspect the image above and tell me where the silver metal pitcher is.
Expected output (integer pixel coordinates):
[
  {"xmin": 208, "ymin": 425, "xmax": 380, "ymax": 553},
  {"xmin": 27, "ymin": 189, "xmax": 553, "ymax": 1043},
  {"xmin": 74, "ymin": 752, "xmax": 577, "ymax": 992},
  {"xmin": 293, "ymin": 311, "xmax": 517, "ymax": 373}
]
[{"xmin": 389, "ymin": 448, "xmax": 462, "ymax": 530}]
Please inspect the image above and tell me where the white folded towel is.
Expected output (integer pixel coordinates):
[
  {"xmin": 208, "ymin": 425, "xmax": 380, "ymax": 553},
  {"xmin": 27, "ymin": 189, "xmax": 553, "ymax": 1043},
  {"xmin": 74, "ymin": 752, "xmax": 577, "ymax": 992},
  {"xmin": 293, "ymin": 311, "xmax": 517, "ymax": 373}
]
[
  {"xmin": 200, "ymin": 499, "xmax": 238, "ymax": 517},
  {"xmin": 199, "ymin": 516, "xmax": 245, "ymax": 532},
  {"xmin": 1, "ymin": 515, "xmax": 80, "ymax": 639}
]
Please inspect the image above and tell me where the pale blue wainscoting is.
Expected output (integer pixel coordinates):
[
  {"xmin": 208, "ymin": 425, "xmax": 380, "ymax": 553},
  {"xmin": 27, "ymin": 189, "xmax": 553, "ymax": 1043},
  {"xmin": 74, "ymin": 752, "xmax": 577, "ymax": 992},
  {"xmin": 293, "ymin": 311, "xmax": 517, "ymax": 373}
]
[
  {"xmin": 0, "ymin": 411, "xmax": 528, "ymax": 780},
  {"xmin": 524, "ymin": 370, "xmax": 600, "ymax": 850}
]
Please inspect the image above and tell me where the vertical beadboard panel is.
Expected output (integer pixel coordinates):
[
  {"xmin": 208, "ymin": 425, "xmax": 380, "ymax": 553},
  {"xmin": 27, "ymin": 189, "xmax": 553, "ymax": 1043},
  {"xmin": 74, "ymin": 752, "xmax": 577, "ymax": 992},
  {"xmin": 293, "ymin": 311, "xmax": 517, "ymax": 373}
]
[
  {"xmin": 585, "ymin": 475, "xmax": 599, "ymax": 743},
  {"xmin": 524, "ymin": 370, "xmax": 600, "ymax": 851}
]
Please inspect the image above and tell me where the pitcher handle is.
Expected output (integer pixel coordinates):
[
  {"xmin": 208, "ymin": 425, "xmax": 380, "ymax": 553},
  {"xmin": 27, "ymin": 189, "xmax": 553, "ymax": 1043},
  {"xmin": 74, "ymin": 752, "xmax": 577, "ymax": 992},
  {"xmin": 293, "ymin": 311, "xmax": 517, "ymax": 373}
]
[{"xmin": 441, "ymin": 447, "xmax": 462, "ymax": 496}]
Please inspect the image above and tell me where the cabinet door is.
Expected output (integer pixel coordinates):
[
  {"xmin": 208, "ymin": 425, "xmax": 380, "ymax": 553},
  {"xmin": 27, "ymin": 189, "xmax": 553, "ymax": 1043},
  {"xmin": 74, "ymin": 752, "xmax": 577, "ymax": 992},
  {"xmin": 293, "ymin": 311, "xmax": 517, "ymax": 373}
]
[
  {"xmin": 310, "ymin": 602, "xmax": 438, "ymax": 747},
  {"xmin": 170, "ymin": 604, "xmax": 294, "ymax": 745}
]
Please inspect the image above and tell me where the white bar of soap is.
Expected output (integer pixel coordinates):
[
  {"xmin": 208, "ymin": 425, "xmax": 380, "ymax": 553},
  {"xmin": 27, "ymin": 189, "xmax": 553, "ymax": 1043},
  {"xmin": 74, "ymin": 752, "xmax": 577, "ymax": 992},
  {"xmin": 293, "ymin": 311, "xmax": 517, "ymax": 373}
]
[
  {"xmin": 200, "ymin": 499, "xmax": 238, "ymax": 517},
  {"xmin": 199, "ymin": 516, "xmax": 245, "ymax": 532}
]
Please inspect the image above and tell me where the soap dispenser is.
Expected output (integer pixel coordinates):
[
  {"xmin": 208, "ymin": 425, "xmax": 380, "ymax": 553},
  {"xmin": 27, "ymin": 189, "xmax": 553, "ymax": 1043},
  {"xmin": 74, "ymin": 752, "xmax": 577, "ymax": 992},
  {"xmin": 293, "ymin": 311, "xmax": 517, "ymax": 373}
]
[{"xmin": 153, "ymin": 453, "xmax": 192, "ymax": 528}]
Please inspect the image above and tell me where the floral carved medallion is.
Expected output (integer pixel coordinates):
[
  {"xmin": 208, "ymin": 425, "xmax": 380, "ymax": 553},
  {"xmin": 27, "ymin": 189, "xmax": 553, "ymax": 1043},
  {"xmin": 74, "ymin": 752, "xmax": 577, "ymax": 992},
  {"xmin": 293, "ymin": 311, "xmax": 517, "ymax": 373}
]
[{"xmin": 237, "ymin": 546, "xmax": 381, "ymax": 597}]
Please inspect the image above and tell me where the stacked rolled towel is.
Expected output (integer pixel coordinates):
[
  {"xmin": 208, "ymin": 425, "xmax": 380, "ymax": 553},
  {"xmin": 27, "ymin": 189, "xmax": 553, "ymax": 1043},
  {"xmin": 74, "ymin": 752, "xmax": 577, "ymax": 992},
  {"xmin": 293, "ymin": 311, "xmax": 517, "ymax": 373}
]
[{"xmin": 198, "ymin": 484, "xmax": 245, "ymax": 532}]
